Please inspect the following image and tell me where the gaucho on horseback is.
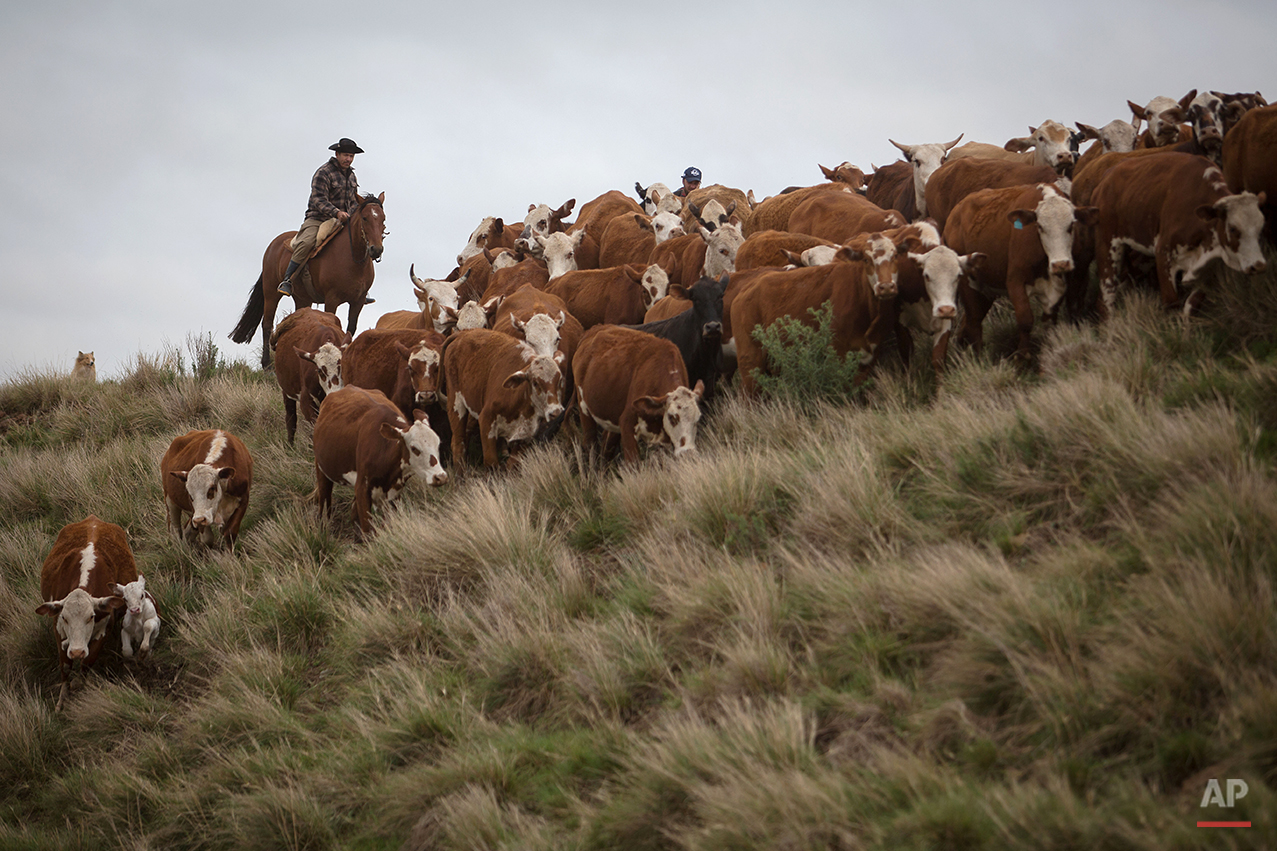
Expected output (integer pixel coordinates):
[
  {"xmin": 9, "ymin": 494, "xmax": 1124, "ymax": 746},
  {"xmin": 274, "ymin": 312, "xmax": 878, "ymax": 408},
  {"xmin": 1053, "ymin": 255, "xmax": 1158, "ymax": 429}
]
[
  {"xmin": 279, "ymin": 137, "xmax": 372, "ymax": 301},
  {"xmin": 230, "ymin": 137, "xmax": 387, "ymax": 369}
]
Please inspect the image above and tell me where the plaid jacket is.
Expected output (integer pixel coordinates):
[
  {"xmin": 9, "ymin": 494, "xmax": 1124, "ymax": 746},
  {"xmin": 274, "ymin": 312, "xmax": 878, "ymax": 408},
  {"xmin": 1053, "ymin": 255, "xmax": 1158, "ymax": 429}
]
[{"xmin": 304, "ymin": 158, "xmax": 359, "ymax": 221}]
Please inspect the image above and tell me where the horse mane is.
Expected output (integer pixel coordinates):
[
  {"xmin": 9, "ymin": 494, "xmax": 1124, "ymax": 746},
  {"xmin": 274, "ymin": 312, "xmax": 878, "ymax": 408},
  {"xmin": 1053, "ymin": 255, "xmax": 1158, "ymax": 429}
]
[{"xmin": 359, "ymin": 193, "xmax": 381, "ymax": 205}]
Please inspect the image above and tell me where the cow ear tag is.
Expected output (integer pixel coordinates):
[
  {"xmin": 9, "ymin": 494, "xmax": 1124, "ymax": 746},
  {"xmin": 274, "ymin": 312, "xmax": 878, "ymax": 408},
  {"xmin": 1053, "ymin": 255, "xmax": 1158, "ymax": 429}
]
[{"xmin": 1013, "ymin": 220, "xmax": 1023, "ymax": 229}]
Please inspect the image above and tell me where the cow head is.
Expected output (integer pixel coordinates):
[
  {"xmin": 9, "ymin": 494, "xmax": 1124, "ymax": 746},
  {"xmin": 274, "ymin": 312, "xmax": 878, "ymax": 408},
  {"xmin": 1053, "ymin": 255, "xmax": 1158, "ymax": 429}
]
[
  {"xmin": 1007, "ymin": 185, "xmax": 1099, "ymax": 314},
  {"xmin": 839, "ymin": 232, "xmax": 905, "ymax": 299},
  {"xmin": 1075, "ymin": 119, "xmax": 1139, "ymax": 154},
  {"xmin": 114, "ymin": 576, "xmax": 149, "ymax": 620},
  {"xmin": 701, "ymin": 222, "xmax": 745, "ymax": 279},
  {"xmin": 1179, "ymin": 89, "xmax": 1226, "ymax": 163},
  {"xmin": 170, "ymin": 464, "xmax": 236, "ymax": 533},
  {"xmin": 1004, "ymin": 120, "xmax": 1075, "ymax": 172},
  {"xmin": 521, "ymin": 199, "xmax": 575, "ymax": 240},
  {"xmin": 458, "ymin": 216, "xmax": 503, "ymax": 266},
  {"xmin": 637, "ymin": 263, "xmax": 671, "ymax": 310},
  {"xmin": 633, "ymin": 380, "xmax": 705, "ymax": 458},
  {"xmin": 637, "ymin": 182, "xmax": 680, "ymax": 215},
  {"xmin": 296, "ymin": 341, "xmax": 346, "ymax": 395},
  {"xmin": 1199, "ymin": 189, "xmax": 1268, "ymax": 277},
  {"xmin": 1129, "ymin": 96, "xmax": 1186, "ymax": 147},
  {"xmin": 536, "ymin": 231, "xmax": 585, "ymax": 280},
  {"xmin": 411, "ymin": 264, "xmax": 463, "ymax": 335},
  {"xmin": 688, "ymin": 198, "xmax": 737, "ymax": 232},
  {"xmin": 1213, "ymin": 90, "xmax": 1266, "ymax": 134},
  {"xmin": 819, "ymin": 161, "xmax": 868, "ymax": 192},
  {"xmin": 452, "ymin": 300, "xmax": 492, "ymax": 332},
  {"xmin": 396, "ymin": 340, "xmax": 442, "ymax": 407},
  {"xmin": 688, "ymin": 274, "xmax": 728, "ymax": 342},
  {"xmin": 907, "ymin": 246, "xmax": 985, "ymax": 327},
  {"xmin": 37, "ymin": 587, "xmax": 125, "ymax": 662},
  {"xmin": 505, "ymin": 354, "xmax": 565, "ymax": 423},
  {"xmin": 641, "ymin": 211, "xmax": 686, "ymax": 245},
  {"xmin": 889, "ymin": 135, "xmax": 962, "ymax": 216},
  {"xmin": 382, "ymin": 410, "xmax": 447, "ymax": 487},
  {"xmin": 511, "ymin": 311, "xmax": 564, "ymax": 360}
]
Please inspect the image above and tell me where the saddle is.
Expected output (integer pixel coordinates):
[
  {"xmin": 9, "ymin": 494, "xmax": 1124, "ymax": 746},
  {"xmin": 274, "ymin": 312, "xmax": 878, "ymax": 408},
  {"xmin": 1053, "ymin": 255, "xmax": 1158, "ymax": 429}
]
[{"xmin": 288, "ymin": 218, "xmax": 345, "ymax": 300}]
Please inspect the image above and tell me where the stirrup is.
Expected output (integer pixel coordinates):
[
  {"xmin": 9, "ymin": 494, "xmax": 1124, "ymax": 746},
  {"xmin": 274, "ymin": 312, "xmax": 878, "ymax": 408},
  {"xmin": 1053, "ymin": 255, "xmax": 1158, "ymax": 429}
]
[{"xmin": 277, "ymin": 279, "xmax": 293, "ymax": 296}]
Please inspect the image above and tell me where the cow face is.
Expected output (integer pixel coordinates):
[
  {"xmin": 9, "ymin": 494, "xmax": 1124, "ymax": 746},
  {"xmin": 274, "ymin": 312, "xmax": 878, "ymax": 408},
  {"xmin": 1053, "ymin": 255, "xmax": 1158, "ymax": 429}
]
[
  {"xmin": 404, "ymin": 343, "xmax": 442, "ymax": 406},
  {"xmin": 840, "ymin": 233, "xmax": 900, "ymax": 299},
  {"xmin": 1200, "ymin": 190, "xmax": 1268, "ymax": 276},
  {"xmin": 171, "ymin": 464, "xmax": 236, "ymax": 532},
  {"xmin": 1076, "ymin": 120, "xmax": 1138, "ymax": 154},
  {"xmin": 819, "ymin": 161, "xmax": 868, "ymax": 191},
  {"xmin": 634, "ymin": 380, "xmax": 705, "ymax": 457},
  {"xmin": 639, "ymin": 264, "xmax": 671, "ymax": 309},
  {"xmin": 512, "ymin": 312, "xmax": 564, "ymax": 360},
  {"xmin": 703, "ymin": 223, "xmax": 744, "ymax": 279},
  {"xmin": 689, "ymin": 198, "xmax": 737, "ymax": 233},
  {"xmin": 1180, "ymin": 90, "xmax": 1226, "ymax": 161},
  {"xmin": 800, "ymin": 245, "xmax": 839, "ymax": 266},
  {"xmin": 890, "ymin": 136, "xmax": 962, "ymax": 216},
  {"xmin": 297, "ymin": 342, "xmax": 345, "ymax": 395},
  {"xmin": 411, "ymin": 266, "xmax": 461, "ymax": 334},
  {"xmin": 385, "ymin": 411, "xmax": 447, "ymax": 487},
  {"xmin": 521, "ymin": 199, "xmax": 575, "ymax": 241},
  {"xmin": 1129, "ymin": 97, "xmax": 1186, "ymax": 147},
  {"xmin": 646, "ymin": 211, "xmax": 686, "ymax": 244},
  {"xmin": 458, "ymin": 216, "xmax": 500, "ymax": 266},
  {"xmin": 114, "ymin": 576, "xmax": 148, "ymax": 620},
  {"xmin": 689, "ymin": 274, "xmax": 727, "ymax": 341},
  {"xmin": 37, "ymin": 587, "xmax": 124, "ymax": 661},
  {"xmin": 505, "ymin": 355, "xmax": 564, "ymax": 422},
  {"xmin": 454, "ymin": 301, "xmax": 489, "ymax": 331},
  {"xmin": 1008, "ymin": 187, "xmax": 1098, "ymax": 313},
  {"xmin": 907, "ymin": 246, "xmax": 984, "ymax": 326},
  {"xmin": 537, "ymin": 231, "xmax": 584, "ymax": 280},
  {"xmin": 1004, "ymin": 120, "xmax": 1074, "ymax": 172}
]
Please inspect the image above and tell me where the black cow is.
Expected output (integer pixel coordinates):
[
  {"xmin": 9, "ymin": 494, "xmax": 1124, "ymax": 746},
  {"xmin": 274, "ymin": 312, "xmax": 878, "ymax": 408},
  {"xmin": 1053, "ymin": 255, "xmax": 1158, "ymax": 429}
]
[{"xmin": 622, "ymin": 273, "xmax": 728, "ymax": 405}]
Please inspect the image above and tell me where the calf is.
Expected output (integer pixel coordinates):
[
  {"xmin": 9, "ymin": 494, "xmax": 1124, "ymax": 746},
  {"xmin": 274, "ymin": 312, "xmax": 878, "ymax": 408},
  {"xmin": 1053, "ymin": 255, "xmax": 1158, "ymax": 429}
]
[
  {"xmin": 313, "ymin": 385, "xmax": 448, "ymax": 536},
  {"xmin": 729, "ymin": 231, "xmax": 917, "ymax": 394},
  {"xmin": 1093, "ymin": 152, "xmax": 1266, "ymax": 317},
  {"xmin": 270, "ymin": 308, "xmax": 349, "ymax": 444},
  {"xmin": 342, "ymin": 327, "xmax": 446, "ymax": 417},
  {"xmin": 544, "ymin": 263, "xmax": 669, "ymax": 328},
  {"xmin": 945, "ymin": 183, "xmax": 1098, "ymax": 358},
  {"xmin": 624, "ymin": 273, "xmax": 729, "ymax": 403},
  {"xmin": 891, "ymin": 222, "xmax": 984, "ymax": 372},
  {"xmin": 573, "ymin": 325, "xmax": 705, "ymax": 463},
  {"xmin": 161, "ymin": 429, "xmax": 253, "ymax": 548},
  {"xmin": 36, "ymin": 515, "xmax": 134, "ymax": 710},
  {"xmin": 114, "ymin": 576, "xmax": 161, "ymax": 662},
  {"xmin": 597, "ymin": 210, "xmax": 686, "ymax": 268},
  {"xmin": 442, "ymin": 329, "xmax": 565, "ymax": 468}
]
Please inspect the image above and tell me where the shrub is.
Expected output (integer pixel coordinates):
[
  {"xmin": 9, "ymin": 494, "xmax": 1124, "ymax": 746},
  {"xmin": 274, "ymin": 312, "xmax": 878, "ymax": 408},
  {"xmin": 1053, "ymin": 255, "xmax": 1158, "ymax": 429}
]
[{"xmin": 750, "ymin": 301, "xmax": 869, "ymax": 409}]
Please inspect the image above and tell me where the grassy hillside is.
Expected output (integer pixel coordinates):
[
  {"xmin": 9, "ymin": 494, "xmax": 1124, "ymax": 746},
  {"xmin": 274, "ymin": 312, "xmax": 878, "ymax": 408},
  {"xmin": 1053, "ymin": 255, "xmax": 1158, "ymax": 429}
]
[{"xmin": 1, "ymin": 268, "xmax": 1275, "ymax": 850}]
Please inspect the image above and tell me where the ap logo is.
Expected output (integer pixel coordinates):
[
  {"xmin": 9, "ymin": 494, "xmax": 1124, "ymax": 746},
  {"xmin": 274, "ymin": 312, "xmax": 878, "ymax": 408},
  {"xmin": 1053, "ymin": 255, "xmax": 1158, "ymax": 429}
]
[{"xmin": 1201, "ymin": 779, "xmax": 1249, "ymax": 808}]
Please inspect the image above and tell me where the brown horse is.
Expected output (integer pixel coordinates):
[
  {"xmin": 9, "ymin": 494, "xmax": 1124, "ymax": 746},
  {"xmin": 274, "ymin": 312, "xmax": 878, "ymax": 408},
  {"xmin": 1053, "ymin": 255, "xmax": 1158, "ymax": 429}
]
[{"xmin": 231, "ymin": 192, "xmax": 387, "ymax": 368}]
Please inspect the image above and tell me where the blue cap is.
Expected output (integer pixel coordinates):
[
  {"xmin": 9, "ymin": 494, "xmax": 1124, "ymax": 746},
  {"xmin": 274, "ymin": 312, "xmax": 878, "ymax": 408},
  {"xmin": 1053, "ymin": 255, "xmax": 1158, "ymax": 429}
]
[{"xmin": 682, "ymin": 167, "xmax": 702, "ymax": 182}]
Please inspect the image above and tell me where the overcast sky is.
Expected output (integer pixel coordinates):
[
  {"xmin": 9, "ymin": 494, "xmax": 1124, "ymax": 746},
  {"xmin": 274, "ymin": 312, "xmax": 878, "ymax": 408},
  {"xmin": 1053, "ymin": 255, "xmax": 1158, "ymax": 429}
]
[{"xmin": 2, "ymin": 0, "xmax": 1274, "ymax": 380}]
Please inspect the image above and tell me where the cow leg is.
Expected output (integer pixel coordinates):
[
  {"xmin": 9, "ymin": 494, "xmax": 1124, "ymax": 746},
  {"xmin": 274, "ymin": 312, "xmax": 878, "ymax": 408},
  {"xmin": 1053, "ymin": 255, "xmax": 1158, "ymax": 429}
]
[
  {"xmin": 315, "ymin": 463, "xmax": 334, "ymax": 520},
  {"xmin": 895, "ymin": 321, "xmax": 913, "ymax": 369},
  {"xmin": 1007, "ymin": 279, "xmax": 1035, "ymax": 359},
  {"xmin": 1155, "ymin": 249, "xmax": 1180, "ymax": 310},
  {"xmin": 477, "ymin": 411, "xmax": 501, "ymax": 468},
  {"xmin": 931, "ymin": 320, "xmax": 953, "ymax": 373},
  {"xmin": 165, "ymin": 497, "xmax": 183, "ymax": 541},
  {"xmin": 1096, "ymin": 235, "xmax": 1122, "ymax": 321},
  {"xmin": 448, "ymin": 399, "xmax": 469, "ymax": 467},
  {"xmin": 345, "ymin": 299, "xmax": 365, "ymax": 338},
  {"xmin": 354, "ymin": 480, "xmax": 373, "ymax": 538},
  {"xmin": 121, "ymin": 627, "xmax": 135, "ymax": 659},
  {"xmin": 958, "ymin": 286, "xmax": 993, "ymax": 354},
  {"xmin": 222, "ymin": 502, "xmax": 248, "ymax": 550},
  {"xmin": 619, "ymin": 411, "xmax": 641, "ymax": 464},
  {"xmin": 284, "ymin": 396, "xmax": 298, "ymax": 445},
  {"xmin": 579, "ymin": 410, "xmax": 599, "ymax": 460}
]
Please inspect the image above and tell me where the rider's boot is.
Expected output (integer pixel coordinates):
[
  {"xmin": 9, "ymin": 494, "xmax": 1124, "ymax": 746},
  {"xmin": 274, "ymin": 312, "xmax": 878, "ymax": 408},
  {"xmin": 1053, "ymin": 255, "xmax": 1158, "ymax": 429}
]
[{"xmin": 277, "ymin": 261, "xmax": 301, "ymax": 296}]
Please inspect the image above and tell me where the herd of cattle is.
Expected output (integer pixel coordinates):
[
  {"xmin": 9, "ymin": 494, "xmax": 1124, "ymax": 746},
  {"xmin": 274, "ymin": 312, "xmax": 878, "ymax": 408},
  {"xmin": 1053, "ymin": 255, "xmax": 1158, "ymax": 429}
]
[{"xmin": 33, "ymin": 89, "xmax": 1276, "ymax": 707}]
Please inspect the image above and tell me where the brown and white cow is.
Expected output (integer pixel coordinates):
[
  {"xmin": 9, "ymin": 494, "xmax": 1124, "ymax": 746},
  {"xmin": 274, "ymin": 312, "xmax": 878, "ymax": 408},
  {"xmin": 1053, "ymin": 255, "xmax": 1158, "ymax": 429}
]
[
  {"xmin": 682, "ymin": 184, "xmax": 753, "ymax": 233},
  {"xmin": 944, "ymin": 183, "xmax": 1098, "ymax": 358},
  {"xmin": 1093, "ymin": 152, "xmax": 1267, "ymax": 317},
  {"xmin": 787, "ymin": 190, "xmax": 908, "ymax": 245},
  {"xmin": 1223, "ymin": 103, "xmax": 1277, "ymax": 237},
  {"xmin": 342, "ymin": 327, "xmax": 446, "ymax": 417},
  {"xmin": 521, "ymin": 199, "xmax": 576, "ymax": 241},
  {"xmin": 490, "ymin": 284, "xmax": 581, "ymax": 369},
  {"xmin": 735, "ymin": 230, "xmax": 836, "ymax": 271},
  {"xmin": 818, "ymin": 161, "xmax": 869, "ymax": 190},
  {"xmin": 375, "ymin": 266, "xmax": 466, "ymax": 336},
  {"xmin": 635, "ymin": 182, "xmax": 683, "ymax": 216},
  {"xmin": 727, "ymin": 231, "xmax": 918, "ymax": 394},
  {"xmin": 544, "ymin": 263, "xmax": 669, "ymax": 328},
  {"xmin": 161, "ymin": 429, "xmax": 253, "ymax": 548},
  {"xmin": 441, "ymin": 329, "xmax": 565, "ymax": 468},
  {"xmin": 924, "ymin": 157, "xmax": 1062, "ymax": 236},
  {"xmin": 531, "ymin": 230, "xmax": 586, "ymax": 280},
  {"xmin": 948, "ymin": 121, "xmax": 1076, "ymax": 173},
  {"xmin": 890, "ymin": 221, "xmax": 985, "ymax": 372},
  {"xmin": 270, "ymin": 308, "xmax": 350, "ymax": 444},
  {"xmin": 456, "ymin": 216, "xmax": 520, "ymax": 267},
  {"xmin": 649, "ymin": 223, "xmax": 746, "ymax": 289},
  {"xmin": 36, "ymin": 515, "xmax": 135, "ymax": 710},
  {"xmin": 313, "ymin": 385, "xmax": 447, "ymax": 536},
  {"xmin": 1129, "ymin": 96, "xmax": 1191, "ymax": 148},
  {"xmin": 573, "ymin": 325, "xmax": 705, "ymax": 463},
  {"xmin": 746, "ymin": 184, "xmax": 853, "ymax": 236}
]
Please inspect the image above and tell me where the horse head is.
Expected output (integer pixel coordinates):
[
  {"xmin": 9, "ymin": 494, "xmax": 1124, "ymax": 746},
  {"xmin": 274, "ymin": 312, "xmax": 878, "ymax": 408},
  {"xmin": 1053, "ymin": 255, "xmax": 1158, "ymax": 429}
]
[{"xmin": 352, "ymin": 192, "xmax": 387, "ymax": 262}]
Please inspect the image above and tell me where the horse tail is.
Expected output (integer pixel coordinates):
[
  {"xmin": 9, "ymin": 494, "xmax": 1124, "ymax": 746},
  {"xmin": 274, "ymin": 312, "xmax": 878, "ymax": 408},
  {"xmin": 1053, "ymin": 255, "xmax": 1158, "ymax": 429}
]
[{"xmin": 230, "ymin": 275, "xmax": 265, "ymax": 344}]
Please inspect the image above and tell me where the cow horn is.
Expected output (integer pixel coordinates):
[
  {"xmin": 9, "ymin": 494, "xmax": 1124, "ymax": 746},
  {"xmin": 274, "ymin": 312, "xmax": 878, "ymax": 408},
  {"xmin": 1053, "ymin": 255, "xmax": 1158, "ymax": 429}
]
[
  {"xmin": 889, "ymin": 139, "xmax": 912, "ymax": 156},
  {"xmin": 943, "ymin": 133, "xmax": 964, "ymax": 151},
  {"xmin": 409, "ymin": 263, "xmax": 421, "ymax": 286}
]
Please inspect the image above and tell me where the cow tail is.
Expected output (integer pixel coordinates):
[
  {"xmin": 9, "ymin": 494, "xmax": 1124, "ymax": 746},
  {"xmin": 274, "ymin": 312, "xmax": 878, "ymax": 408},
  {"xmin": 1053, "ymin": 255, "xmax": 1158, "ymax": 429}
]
[{"xmin": 229, "ymin": 276, "xmax": 266, "ymax": 344}]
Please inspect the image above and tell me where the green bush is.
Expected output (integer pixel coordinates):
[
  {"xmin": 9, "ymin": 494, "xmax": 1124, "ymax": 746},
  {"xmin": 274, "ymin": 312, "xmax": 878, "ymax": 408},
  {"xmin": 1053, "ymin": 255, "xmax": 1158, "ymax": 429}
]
[{"xmin": 750, "ymin": 301, "xmax": 869, "ymax": 409}]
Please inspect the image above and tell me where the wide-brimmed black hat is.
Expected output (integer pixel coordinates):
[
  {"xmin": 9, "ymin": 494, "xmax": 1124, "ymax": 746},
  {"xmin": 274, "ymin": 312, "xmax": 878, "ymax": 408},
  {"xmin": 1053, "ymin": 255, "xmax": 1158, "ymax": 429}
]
[{"xmin": 329, "ymin": 138, "xmax": 364, "ymax": 154}]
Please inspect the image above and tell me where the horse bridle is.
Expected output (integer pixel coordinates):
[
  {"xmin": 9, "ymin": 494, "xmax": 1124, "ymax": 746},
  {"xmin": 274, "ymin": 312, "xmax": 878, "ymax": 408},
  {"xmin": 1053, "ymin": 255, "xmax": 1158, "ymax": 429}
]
[{"xmin": 348, "ymin": 198, "xmax": 386, "ymax": 263}]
